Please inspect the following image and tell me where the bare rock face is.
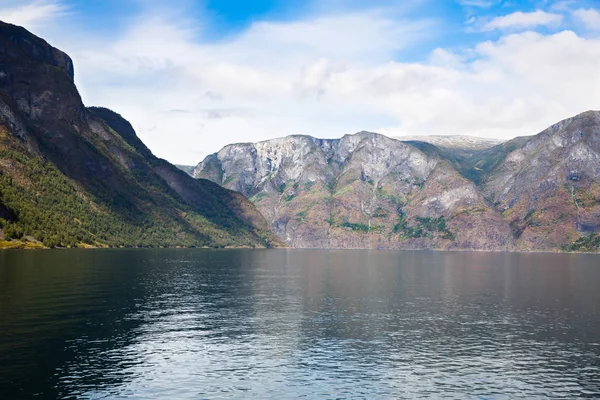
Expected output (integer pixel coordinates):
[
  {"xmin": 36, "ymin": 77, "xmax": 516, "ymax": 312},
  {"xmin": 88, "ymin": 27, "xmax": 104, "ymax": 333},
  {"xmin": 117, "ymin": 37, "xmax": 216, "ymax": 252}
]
[
  {"xmin": 484, "ymin": 111, "xmax": 600, "ymax": 251},
  {"xmin": 403, "ymin": 162, "xmax": 514, "ymax": 251},
  {"xmin": 0, "ymin": 21, "xmax": 84, "ymax": 136},
  {"xmin": 195, "ymin": 132, "xmax": 514, "ymax": 250},
  {"xmin": 195, "ymin": 112, "xmax": 600, "ymax": 252}
]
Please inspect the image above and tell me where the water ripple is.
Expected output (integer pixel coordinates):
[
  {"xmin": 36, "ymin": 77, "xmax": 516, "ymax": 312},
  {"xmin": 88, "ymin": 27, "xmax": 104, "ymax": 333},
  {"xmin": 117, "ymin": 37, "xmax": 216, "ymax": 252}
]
[{"xmin": 1, "ymin": 249, "xmax": 599, "ymax": 399}]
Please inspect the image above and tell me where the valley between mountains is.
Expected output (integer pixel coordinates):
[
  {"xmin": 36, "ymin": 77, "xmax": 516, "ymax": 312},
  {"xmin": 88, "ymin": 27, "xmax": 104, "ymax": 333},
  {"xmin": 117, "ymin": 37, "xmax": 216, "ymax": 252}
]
[{"xmin": 191, "ymin": 112, "xmax": 600, "ymax": 252}]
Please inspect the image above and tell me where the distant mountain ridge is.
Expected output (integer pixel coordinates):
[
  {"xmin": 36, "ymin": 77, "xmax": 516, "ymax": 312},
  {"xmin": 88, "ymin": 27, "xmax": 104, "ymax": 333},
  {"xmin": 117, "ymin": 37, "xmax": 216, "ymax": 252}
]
[
  {"xmin": 194, "ymin": 113, "xmax": 600, "ymax": 252},
  {"xmin": 175, "ymin": 164, "xmax": 196, "ymax": 175},
  {"xmin": 0, "ymin": 20, "xmax": 281, "ymax": 248},
  {"xmin": 194, "ymin": 132, "xmax": 515, "ymax": 250},
  {"xmin": 395, "ymin": 135, "xmax": 505, "ymax": 151}
]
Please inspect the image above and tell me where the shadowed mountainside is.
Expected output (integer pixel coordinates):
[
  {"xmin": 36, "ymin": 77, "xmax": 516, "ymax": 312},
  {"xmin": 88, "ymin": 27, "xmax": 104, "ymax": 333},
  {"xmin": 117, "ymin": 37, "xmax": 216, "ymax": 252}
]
[{"xmin": 0, "ymin": 20, "xmax": 281, "ymax": 248}]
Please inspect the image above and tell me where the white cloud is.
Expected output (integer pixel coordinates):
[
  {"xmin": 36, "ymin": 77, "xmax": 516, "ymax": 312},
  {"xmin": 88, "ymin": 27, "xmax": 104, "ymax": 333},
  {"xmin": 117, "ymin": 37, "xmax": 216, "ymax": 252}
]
[
  {"xmin": 6, "ymin": 2, "xmax": 600, "ymax": 165},
  {"xmin": 384, "ymin": 30, "xmax": 600, "ymax": 137},
  {"xmin": 573, "ymin": 8, "xmax": 600, "ymax": 31},
  {"xmin": 75, "ymin": 13, "xmax": 600, "ymax": 164},
  {"xmin": 481, "ymin": 10, "xmax": 563, "ymax": 31},
  {"xmin": 0, "ymin": 0, "xmax": 67, "ymax": 31},
  {"xmin": 60, "ymin": 8, "xmax": 432, "ymax": 163}
]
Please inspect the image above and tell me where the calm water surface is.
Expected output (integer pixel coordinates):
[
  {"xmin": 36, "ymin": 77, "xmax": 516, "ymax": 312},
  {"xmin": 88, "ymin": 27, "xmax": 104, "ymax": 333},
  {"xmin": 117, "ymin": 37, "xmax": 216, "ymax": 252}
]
[{"xmin": 1, "ymin": 249, "xmax": 599, "ymax": 399}]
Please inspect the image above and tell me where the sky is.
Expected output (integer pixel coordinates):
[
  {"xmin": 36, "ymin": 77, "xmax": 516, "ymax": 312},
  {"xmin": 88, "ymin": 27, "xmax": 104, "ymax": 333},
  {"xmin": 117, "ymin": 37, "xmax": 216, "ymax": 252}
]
[{"xmin": 1, "ymin": 0, "xmax": 600, "ymax": 164}]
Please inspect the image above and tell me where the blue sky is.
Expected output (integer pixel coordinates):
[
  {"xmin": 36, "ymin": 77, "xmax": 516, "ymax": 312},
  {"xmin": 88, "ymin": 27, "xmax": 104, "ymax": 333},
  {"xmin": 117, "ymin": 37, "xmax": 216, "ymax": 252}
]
[
  {"xmin": 2, "ymin": 0, "xmax": 600, "ymax": 163},
  {"xmin": 35, "ymin": 0, "xmax": 599, "ymax": 54}
]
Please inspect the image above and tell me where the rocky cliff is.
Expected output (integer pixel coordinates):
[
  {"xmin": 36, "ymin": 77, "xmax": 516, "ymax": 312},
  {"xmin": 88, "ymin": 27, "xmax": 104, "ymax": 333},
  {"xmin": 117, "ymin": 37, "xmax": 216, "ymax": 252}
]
[
  {"xmin": 0, "ymin": 20, "xmax": 281, "ymax": 248},
  {"xmin": 195, "ymin": 113, "xmax": 600, "ymax": 252},
  {"xmin": 194, "ymin": 132, "xmax": 514, "ymax": 250},
  {"xmin": 484, "ymin": 111, "xmax": 600, "ymax": 251}
]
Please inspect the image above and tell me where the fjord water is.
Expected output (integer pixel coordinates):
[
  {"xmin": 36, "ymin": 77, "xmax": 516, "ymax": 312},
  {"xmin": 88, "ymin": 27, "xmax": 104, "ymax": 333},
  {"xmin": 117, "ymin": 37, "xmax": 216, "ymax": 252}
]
[{"xmin": 1, "ymin": 250, "xmax": 599, "ymax": 399}]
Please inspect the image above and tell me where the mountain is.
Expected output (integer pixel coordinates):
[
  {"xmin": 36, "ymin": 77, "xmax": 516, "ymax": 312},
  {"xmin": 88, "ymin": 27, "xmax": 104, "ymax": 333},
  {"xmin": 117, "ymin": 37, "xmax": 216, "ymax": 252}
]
[
  {"xmin": 194, "ymin": 132, "xmax": 515, "ymax": 250},
  {"xmin": 484, "ymin": 111, "xmax": 600, "ymax": 252},
  {"xmin": 0, "ymin": 21, "xmax": 281, "ymax": 249},
  {"xmin": 403, "ymin": 135, "xmax": 532, "ymax": 185},
  {"xmin": 394, "ymin": 135, "xmax": 511, "ymax": 185},
  {"xmin": 194, "ymin": 114, "xmax": 600, "ymax": 252},
  {"xmin": 395, "ymin": 135, "xmax": 505, "ymax": 151}
]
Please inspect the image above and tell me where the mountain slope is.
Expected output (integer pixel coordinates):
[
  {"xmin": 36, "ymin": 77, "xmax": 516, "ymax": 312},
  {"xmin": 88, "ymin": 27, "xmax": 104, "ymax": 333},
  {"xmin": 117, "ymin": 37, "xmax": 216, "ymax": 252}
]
[
  {"xmin": 483, "ymin": 111, "xmax": 600, "ymax": 251},
  {"xmin": 404, "ymin": 136, "xmax": 532, "ymax": 185},
  {"xmin": 396, "ymin": 135, "xmax": 505, "ymax": 151},
  {"xmin": 0, "ymin": 20, "xmax": 280, "ymax": 248},
  {"xmin": 194, "ymin": 132, "xmax": 514, "ymax": 250},
  {"xmin": 194, "ymin": 113, "xmax": 600, "ymax": 252}
]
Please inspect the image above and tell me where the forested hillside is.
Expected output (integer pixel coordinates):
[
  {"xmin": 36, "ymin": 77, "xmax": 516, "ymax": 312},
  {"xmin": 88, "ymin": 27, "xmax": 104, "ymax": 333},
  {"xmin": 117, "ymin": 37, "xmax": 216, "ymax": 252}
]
[{"xmin": 0, "ymin": 21, "xmax": 281, "ymax": 249}]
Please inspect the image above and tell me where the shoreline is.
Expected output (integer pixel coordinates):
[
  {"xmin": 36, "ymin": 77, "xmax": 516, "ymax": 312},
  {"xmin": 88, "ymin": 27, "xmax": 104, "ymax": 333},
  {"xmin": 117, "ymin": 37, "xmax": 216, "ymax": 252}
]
[{"xmin": 1, "ymin": 241, "xmax": 597, "ymax": 254}]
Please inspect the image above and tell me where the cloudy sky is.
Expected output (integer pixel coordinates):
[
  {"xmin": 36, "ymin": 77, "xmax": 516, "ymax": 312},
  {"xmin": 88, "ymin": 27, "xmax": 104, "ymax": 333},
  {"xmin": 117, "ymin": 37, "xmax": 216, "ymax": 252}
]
[{"xmin": 1, "ymin": 0, "xmax": 600, "ymax": 164}]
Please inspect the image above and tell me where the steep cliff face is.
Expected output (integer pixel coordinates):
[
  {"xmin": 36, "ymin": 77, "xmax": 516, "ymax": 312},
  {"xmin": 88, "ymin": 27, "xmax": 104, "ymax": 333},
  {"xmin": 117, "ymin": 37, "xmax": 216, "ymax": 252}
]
[
  {"xmin": 195, "ymin": 132, "xmax": 514, "ymax": 250},
  {"xmin": 0, "ymin": 21, "xmax": 280, "ymax": 248},
  {"xmin": 195, "ymin": 112, "xmax": 600, "ymax": 252},
  {"xmin": 484, "ymin": 111, "xmax": 600, "ymax": 251}
]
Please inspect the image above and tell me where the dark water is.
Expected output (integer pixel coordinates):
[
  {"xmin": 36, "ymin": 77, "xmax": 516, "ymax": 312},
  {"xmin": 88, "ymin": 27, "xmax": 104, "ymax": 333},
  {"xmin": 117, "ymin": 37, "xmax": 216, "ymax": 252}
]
[{"xmin": 1, "ymin": 250, "xmax": 599, "ymax": 399}]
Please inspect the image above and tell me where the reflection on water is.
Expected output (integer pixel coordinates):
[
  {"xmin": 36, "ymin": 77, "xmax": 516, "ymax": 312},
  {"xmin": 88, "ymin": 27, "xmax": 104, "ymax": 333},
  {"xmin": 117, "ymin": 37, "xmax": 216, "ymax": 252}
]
[{"xmin": 1, "ymin": 249, "xmax": 599, "ymax": 399}]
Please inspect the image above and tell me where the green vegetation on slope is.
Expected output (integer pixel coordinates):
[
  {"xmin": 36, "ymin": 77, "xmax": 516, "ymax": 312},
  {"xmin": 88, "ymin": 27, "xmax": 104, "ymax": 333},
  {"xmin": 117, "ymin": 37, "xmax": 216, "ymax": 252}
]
[
  {"xmin": 393, "ymin": 214, "xmax": 455, "ymax": 240},
  {"xmin": 562, "ymin": 234, "xmax": 600, "ymax": 252},
  {"xmin": 0, "ymin": 121, "xmax": 275, "ymax": 249},
  {"xmin": 0, "ymin": 18, "xmax": 280, "ymax": 250}
]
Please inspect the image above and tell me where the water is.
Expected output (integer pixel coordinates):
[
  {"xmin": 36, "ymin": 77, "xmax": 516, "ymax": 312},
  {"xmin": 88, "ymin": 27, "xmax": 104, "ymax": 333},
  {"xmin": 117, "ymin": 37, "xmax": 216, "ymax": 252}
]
[{"xmin": 1, "ymin": 249, "xmax": 599, "ymax": 399}]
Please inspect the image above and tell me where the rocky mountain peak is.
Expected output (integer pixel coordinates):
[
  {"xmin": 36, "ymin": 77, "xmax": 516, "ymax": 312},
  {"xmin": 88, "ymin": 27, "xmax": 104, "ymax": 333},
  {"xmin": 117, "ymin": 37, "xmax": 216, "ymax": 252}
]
[
  {"xmin": 196, "ymin": 131, "xmax": 435, "ymax": 197},
  {"xmin": 0, "ymin": 20, "xmax": 281, "ymax": 249},
  {"xmin": 0, "ymin": 21, "xmax": 74, "ymax": 81},
  {"xmin": 0, "ymin": 20, "xmax": 84, "ymax": 140},
  {"xmin": 195, "ymin": 130, "xmax": 514, "ymax": 250},
  {"xmin": 483, "ymin": 110, "xmax": 600, "ymax": 250},
  {"xmin": 194, "ymin": 111, "xmax": 600, "ymax": 251}
]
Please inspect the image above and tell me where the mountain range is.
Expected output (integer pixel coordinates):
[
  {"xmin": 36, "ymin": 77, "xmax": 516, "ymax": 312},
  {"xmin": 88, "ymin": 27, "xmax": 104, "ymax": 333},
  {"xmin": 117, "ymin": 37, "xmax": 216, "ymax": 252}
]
[
  {"xmin": 192, "ymin": 113, "xmax": 600, "ymax": 252},
  {"xmin": 1, "ymin": 20, "xmax": 598, "ymax": 252},
  {"xmin": 0, "ymin": 21, "xmax": 281, "ymax": 249}
]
